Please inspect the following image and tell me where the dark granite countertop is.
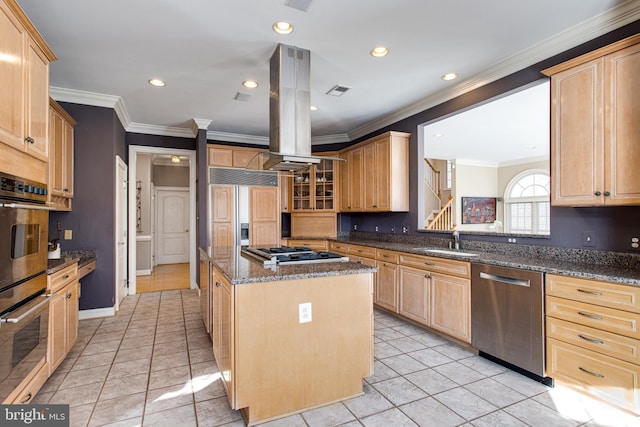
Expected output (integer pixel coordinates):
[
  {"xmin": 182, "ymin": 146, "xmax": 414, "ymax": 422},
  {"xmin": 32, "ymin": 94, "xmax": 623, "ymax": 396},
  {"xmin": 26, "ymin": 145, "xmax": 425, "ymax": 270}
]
[
  {"xmin": 47, "ymin": 249, "xmax": 96, "ymax": 275},
  {"xmin": 201, "ymin": 246, "xmax": 376, "ymax": 285},
  {"xmin": 330, "ymin": 236, "xmax": 640, "ymax": 286}
]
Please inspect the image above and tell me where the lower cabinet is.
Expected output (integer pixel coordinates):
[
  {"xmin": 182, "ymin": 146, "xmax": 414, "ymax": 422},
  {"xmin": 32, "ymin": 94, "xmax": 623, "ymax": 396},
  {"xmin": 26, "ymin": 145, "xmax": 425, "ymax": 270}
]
[
  {"xmin": 429, "ymin": 272, "xmax": 471, "ymax": 342},
  {"xmin": 375, "ymin": 261, "xmax": 399, "ymax": 313},
  {"xmin": 211, "ymin": 266, "xmax": 234, "ymax": 403},
  {"xmin": 48, "ymin": 264, "xmax": 79, "ymax": 375},
  {"xmin": 199, "ymin": 251, "xmax": 212, "ymax": 334},
  {"xmin": 398, "ymin": 266, "xmax": 430, "ymax": 325}
]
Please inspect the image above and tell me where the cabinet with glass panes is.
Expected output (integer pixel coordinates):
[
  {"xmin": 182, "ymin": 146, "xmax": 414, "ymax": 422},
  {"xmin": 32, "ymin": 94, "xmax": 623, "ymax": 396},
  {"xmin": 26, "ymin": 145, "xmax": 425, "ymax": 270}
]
[{"xmin": 292, "ymin": 158, "xmax": 336, "ymax": 211}]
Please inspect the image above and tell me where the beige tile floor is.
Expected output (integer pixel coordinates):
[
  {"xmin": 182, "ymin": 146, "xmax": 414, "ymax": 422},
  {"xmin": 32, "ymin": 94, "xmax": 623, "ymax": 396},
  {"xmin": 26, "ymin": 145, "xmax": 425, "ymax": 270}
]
[{"xmin": 33, "ymin": 289, "xmax": 639, "ymax": 427}]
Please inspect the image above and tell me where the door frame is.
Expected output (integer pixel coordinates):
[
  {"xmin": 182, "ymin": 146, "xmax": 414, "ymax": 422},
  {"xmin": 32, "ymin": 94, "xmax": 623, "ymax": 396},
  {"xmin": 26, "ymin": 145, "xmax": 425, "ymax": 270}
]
[
  {"xmin": 154, "ymin": 186, "xmax": 190, "ymax": 265},
  {"xmin": 115, "ymin": 155, "xmax": 128, "ymax": 311},
  {"xmin": 127, "ymin": 146, "xmax": 197, "ymax": 294}
]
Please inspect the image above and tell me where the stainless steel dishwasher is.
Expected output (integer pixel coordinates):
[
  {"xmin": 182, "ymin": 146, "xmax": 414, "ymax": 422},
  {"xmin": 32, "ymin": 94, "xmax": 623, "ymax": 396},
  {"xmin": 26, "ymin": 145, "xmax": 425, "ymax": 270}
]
[{"xmin": 471, "ymin": 263, "xmax": 552, "ymax": 385}]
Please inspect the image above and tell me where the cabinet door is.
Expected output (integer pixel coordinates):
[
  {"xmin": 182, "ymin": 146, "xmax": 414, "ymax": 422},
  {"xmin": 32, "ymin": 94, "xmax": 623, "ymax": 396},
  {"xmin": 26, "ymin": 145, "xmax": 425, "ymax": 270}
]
[
  {"xmin": 250, "ymin": 187, "xmax": 279, "ymax": 246},
  {"xmin": 339, "ymin": 151, "xmax": 351, "ymax": 211},
  {"xmin": 232, "ymin": 149, "xmax": 261, "ymax": 168},
  {"xmin": 48, "ymin": 291, "xmax": 67, "ymax": 375},
  {"xmin": 208, "ymin": 146, "xmax": 233, "ymax": 167},
  {"xmin": 374, "ymin": 138, "xmax": 391, "ymax": 210},
  {"xmin": 292, "ymin": 168, "xmax": 313, "ymax": 210},
  {"xmin": 398, "ymin": 266, "xmax": 430, "ymax": 325},
  {"xmin": 429, "ymin": 273, "xmax": 470, "ymax": 343},
  {"xmin": 0, "ymin": 2, "xmax": 26, "ymax": 150},
  {"xmin": 363, "ymin": 143, "xmax": 377, "ymax": 210},
  {"xmin": 25, "ymin": 39, "xmax": 49, "ymax": 161},
  {"xmin": 550, "ymin": 58, "xmax": 604, "ymax": 206},
  {"xmin": 63, "ymin": 121, "xmax": 74, "ymax": 196},
  {"xmin": 375, "ymin": 261, "xmax": 398, "ymax": 313},
  {"xmin": 66, "ymin": 282, "xmax": 79, "ymax": 351},
  {"xmin": 50, "ymin": 108, "xmax": 65, "ymax": 195},
  {"xmin": 350, "ymin": 148, "xmax": 364, "ymax": 211},
  {"xmin": 279, "ymin": 172, "xmax": 290, "ymax": 212},
  {"xmin": 218, "ymin": 277, "xmax": 234, "ymax": 406},
  {"xmin": 209, "ymin": 185, "xmax": 234, "ymax": 248},
  {"xmin": 314, "ymin": 159, "xmax": 335, "ymax": 211},
  {"xmin": 604, "ymin": 43, "xmax": 640, "ymax": 205}
]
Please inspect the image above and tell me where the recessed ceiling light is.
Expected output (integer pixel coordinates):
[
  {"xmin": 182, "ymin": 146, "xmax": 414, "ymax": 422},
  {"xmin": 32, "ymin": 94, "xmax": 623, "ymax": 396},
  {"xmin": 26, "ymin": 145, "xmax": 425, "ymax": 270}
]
[
  {"xmin": 441, "ymin": 73, "xmax": 458, "ymax": 81},
  {"xmin": 273, "ymin": 21, "xmax": 293, "ymax": 34},
  {"xmin": 171, "ymin": 155, "xmax": 180, "ymax": 163},
  {"xmin": 310, "ymin": 105, "xmax": 318, "ymax": 111},
  {"xmin": 370, "ymin": 46, "xmax": 389, "ymax": 57},
  {"xmin": 148, "ymin": 78, "xmax": 165, "ymax": 87},
  {"xmin": 242, "ymin": 80, "xmax": 259, "ymax": 89}
]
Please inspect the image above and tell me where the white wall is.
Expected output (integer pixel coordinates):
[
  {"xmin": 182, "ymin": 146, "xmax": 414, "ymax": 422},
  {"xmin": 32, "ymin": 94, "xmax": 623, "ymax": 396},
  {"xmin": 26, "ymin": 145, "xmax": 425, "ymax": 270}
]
[
  {"xmin": 136, "ymin": 154, "xmax": 152, "ymax": 273},
  {"xmin": 453, "ymin": 161, "xmax": 499, "ymax": 231}
]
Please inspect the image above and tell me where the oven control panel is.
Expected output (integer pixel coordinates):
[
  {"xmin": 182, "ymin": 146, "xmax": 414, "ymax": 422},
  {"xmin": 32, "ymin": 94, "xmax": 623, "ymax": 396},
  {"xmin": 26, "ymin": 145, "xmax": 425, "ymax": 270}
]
[{"xmin": 0, "ymin": 171, "xmax": 47, "ymax": 204}]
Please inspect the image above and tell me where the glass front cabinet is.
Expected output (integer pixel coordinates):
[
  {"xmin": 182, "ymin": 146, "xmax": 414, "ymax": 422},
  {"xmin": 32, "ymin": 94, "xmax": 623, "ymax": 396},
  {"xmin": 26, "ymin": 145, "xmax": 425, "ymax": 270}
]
[{"xmin": 292, "ymin": 157, "xmax": 336, "ymax": 211}]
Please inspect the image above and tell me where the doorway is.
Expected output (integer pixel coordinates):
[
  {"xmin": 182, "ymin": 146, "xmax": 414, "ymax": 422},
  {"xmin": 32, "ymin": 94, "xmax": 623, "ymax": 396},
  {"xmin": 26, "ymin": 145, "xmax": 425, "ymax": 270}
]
[
  {"xmin": 127, "ymin": 146, "xmax": 197, "ymax": 295},
  {"xmin": 115, "ymin": 155, "xmax": 128, "ymax": 310}
]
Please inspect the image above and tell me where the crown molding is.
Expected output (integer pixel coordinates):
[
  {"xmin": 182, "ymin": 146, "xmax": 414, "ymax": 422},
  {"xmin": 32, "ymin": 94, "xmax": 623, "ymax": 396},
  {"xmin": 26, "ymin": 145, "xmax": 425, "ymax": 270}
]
[
  {"xmin": 127, "ymin": 122, "xmax": 196, "ymax": 139},
  {"xmin": 206, "ymin": 130, "xmax": 268, "ymax": 145},
  {"xmin": 49, "ymin": 86, "xmax": 133, "ymax": 130},
  {"xmin": 192, "ymin": 118, "xmax": 212, "ymax": 134},
  {"xmin": 311, "ymin": 133, "xmax": 350, "ymax": 145},
  {"xmin": 348, "ymin": 1, "xmax": 640, "ymax": 141}
]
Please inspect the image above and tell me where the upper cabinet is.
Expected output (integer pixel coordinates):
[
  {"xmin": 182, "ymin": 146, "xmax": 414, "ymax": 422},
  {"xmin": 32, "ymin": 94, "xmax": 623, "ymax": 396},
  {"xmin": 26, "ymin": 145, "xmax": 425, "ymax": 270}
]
[
  {"xmin": 543, "ymin": 35, "xmax": 640, "ymax": 207},
  {"xmin": 207, "ymin": 145, "xmax": 263, "ymax": 168},
  {"xmin": 48, "ymin": 98, "xmax": 76, "ymax": 211},
  {"xmin": 291, "ymin": 155, "xmax": 337, "ymax": 212},
  {"xmin": 339, "ymin": 131, "xmax": 410, "ymax": 212},
  {"xmin": 0, "ymin": 0, "xmax": 55, "ymax": 180}
]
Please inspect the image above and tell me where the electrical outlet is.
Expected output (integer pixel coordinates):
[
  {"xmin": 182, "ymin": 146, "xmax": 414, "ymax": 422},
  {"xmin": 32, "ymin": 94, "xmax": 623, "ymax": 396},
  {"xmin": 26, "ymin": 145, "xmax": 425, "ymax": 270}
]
[
  {"xmin": 402, "ymin": 226, "xmax": 408, "ymax": 234},
  {"xmin": 631, "ymin": 236, "xmax": 639, "ymax": 250},
  {"xmin": 391, "ymin": 227, "xmax": 395, "ymax": 233},
  {"xmin": 582, "ymin": 232, "xmax": 596, "ymax": 247},
  {"xmin": 507, "ymin": 237, "xmax": 517, "ymax": 243},
  {"xmin": 353, "ymin": 224, "xmax": 357, "ymax": 231},
  {"xmin": 299, "ymin": 302, "xmax": 312, "ymax": 324},
  {"xmin": 375, "ymin": 226, "xmax": 379, "ymax": 232},
  {"xmin": 64, "ymin": 229, "xmax": 72, "ymax": 240}
]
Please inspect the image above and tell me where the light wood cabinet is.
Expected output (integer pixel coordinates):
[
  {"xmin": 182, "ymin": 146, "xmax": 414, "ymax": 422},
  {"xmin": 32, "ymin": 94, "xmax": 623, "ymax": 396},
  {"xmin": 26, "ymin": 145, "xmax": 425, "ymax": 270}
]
[
  {"xmin": 339, "ymin": 131, "xmax": 409, "ymax": 212},
  {"xmin": 3, "ymin": 358, "xmax": 48, "ymax": 404},
  {"xmin": 280, "ymin": 172, "xmax": 290, "ymax": 212},
  {"xmin": 47, "ymin": 263, "xmax": 79, "ymax": 375},
  {"xmin": 250, "ymin": 186, "xmax": 279, "ymax": 247},
  {"xmin": 199, "ymin": 252, "xmax": 212, "ymax": 334},
  {"xmin": 429, "ymin": 272, "xmax": 471, "ymax": 342},
  {"xmin": 543, "ymin": 35, "xmax": 640, "ymax": 206},
  {"xmin": 376, "ymin": 260, "xmax": 399, "ymax": 313},
  {"xmin": 285, "ymin": 239, "xmax": 328, "ymax": 251},
  {"xmin": 48, "ymin": 98, "xmax": 76, "ymax": 210},
  {"xmin": 290, "ymin": 212, "xmax": 337, "ymax": 239},
  {"xmin": 546, "ymin": 273, "xmax": 640, "ymax": 414},
  {"xmin": 0, "ymin": 0, "xmax": 55, "ymax": 182},
  {"xmin": 211, "ymin": 267, "xmax": 234, "ymax": 404},
  {"xmin": 207, "ymin": 144, "xmax": 263, "ymax": 168},
  {"xmin": 398, "ymin": 265, "xmax": 430, "ymax": 325},
  {"xmin": 291, "ymin": 156, "xmax": 337, "ymax": 211}
]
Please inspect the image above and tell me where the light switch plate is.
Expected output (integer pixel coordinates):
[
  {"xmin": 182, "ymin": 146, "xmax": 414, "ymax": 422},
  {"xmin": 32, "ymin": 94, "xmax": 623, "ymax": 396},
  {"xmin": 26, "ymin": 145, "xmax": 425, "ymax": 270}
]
[{"xmin": 64, "ymin": 229, "xmax": 72, "ymax": 240}]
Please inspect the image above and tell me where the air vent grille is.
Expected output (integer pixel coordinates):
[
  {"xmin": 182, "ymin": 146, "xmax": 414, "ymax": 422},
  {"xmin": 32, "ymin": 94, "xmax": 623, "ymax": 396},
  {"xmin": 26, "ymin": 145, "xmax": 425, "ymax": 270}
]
[
  {"xmin": 234, "ymin": 92, "xmax": 251, "ymax": 102},
  {"xmin": 209, "ymin": 167, "xmax": 278, "ymax": 187},
  {"xmin": 284, "ymin": 0, "xmax": 313, "ymax": 12},
  {"xmin": 326, "ymin": 84, "xmax": 351, "ymax": 97}
]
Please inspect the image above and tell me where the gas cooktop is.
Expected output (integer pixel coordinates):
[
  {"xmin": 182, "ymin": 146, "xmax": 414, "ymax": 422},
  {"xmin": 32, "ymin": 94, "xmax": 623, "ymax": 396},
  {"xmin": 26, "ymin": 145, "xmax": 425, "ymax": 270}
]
[{"xmin": 242, "ymin": 246, "xmax": 349, "ymax": 265}]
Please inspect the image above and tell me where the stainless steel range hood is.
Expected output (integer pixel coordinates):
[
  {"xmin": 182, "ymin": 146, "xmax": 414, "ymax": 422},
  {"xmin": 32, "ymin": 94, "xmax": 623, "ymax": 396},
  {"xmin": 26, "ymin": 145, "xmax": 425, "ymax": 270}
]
[{"xmin": 263, "ymin": 44, "xmax": 324, "ymax": 171}]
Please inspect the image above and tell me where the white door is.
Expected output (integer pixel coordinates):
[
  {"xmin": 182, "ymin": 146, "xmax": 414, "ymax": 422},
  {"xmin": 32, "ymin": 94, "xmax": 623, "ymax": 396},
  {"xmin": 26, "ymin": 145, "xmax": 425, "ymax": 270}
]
[
  {"xmin": 156, "ymin": 188, "xmax": 190, "ymax": 264},
  {"xmin": 115, "ymin": 156, "xmax": 128, "ymax": 310}
]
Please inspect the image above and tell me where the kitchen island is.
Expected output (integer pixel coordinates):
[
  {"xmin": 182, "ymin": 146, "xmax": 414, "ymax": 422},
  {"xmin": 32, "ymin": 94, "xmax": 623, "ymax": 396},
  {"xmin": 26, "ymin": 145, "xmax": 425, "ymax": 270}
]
[{"xmin": 200, "ymin": 246, "xmax": 376, "ymax": 426}]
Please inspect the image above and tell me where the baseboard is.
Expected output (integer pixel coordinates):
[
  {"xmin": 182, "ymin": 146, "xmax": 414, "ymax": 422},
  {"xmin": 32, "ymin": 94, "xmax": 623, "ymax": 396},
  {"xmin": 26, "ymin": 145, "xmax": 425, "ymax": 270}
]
[
  {"xmin": 136, "ymin": 269, "xmax": 152, "ymax": 276},
  {"xmin": 79, "ymin": 307, "xmax": 115, "ymax": 320}
]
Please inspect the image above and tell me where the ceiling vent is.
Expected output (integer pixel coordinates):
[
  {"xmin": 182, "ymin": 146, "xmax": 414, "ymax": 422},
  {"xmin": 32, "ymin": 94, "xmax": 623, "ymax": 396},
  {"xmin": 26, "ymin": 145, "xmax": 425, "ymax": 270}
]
[
  {"xmin": 284, "ymin": 0, "xmax": 313, "ymax": 12},
  {"xmin": 234, "ymin": 92, "xmax": 251, "ymax": 102},
  {"xmin": 326, "ymin": 84, "xmax": 351, "ymax": 97}
]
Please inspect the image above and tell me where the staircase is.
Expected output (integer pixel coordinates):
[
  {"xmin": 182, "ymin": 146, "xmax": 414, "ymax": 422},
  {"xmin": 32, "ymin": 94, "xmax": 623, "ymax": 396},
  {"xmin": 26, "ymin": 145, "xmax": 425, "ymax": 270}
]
[{"xmin": 424, "ymin": 159, "xmax": 456, "ymax": 231}]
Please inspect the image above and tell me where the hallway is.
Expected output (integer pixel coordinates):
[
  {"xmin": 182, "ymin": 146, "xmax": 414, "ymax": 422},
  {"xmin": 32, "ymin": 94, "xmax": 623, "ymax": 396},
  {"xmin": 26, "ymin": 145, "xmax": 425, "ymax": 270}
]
[{"xmin": 136, "ymin": 263, "xmax": 190, "ymax": 293}]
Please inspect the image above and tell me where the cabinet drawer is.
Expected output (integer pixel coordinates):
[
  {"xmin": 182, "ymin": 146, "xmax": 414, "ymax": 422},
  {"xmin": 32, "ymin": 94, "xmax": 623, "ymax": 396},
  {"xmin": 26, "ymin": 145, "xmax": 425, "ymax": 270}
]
[
  {"xmin": 4, "ymin": 358, "xmax": 48, "ymax": 404},
  {"xmin": 349, "ymin": 255, "xmax": 377, "ymax": 268},
  {"xmin": 547, "ymin": 338, "xmax": 640, "ymax": 414},
  {"xmin": 547, "ymin": 274, "xmax": 640, "ymax": 314},
  {"xmin": 376, "ymin": 249, "xmax": 399, "ymax": 263},
  {"xmin": 348, "ymin": 244, "xmax": 376, "ymax": 259},
  {"xmin": 546, "ymin": 295, "xmax": 640, "ymax": 339},
  {"xmin": 47, "ymin": 263, "xmax": 78, "ymax": 293},
  {"xmin": 329, "ymin": 241, "xmax": 348, "ymax": 254},
  {"xmin": 547, "ymin": 317, "xmax": 640, "ymax": 365},
  {"xmin": 78, "ymin": 260, "xmax": 96, "ymax": 280},
  {"xmin": 287, "ymin": 240, "xmax": 328, "ymax": 251},
  {"xmin": 399, "ymin": 254, "xmax": 469, "ymax": 278}
]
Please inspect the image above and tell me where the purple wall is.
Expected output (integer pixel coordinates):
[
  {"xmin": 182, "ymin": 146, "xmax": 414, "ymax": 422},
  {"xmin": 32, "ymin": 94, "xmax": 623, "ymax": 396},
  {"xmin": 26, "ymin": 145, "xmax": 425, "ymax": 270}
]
[{"xmin": 50, "ymin": 103, "xmax": 126, "ymax": 310}]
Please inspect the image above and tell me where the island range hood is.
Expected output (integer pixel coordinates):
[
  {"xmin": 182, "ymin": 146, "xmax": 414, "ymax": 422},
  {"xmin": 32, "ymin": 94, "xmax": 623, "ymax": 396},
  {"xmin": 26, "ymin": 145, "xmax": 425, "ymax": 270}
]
[{"xmin": 264, "ymin": 43, "xmax": 338, "ymax": 171}]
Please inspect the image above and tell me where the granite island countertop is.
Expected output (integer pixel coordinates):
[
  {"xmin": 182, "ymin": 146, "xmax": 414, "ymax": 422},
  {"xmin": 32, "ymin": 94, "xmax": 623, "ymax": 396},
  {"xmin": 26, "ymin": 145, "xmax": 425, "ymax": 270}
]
[
  {"xmin": 201, "ymin": 246, "xmax": 376, "ymax": 285},
  {"xmin": 330, "ymin": 237, "xmax": 640, "ymax": 286}
]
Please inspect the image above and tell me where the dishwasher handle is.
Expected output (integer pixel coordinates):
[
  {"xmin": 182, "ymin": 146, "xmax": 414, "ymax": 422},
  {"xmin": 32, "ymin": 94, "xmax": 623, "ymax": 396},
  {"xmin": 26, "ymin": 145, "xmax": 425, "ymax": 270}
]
[{"xmin": 479, "ymin": 271, "xmax": 530, "ymax": 287}]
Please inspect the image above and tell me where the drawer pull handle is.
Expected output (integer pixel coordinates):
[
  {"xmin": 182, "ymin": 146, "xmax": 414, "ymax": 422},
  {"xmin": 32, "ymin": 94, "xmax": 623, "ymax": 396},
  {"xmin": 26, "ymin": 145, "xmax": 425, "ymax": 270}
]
[
  {"xmin": 578, "ymin": 334, "xmax": 604, "ymax": 345},
  {"xmin": 215, "ymin": 282, "xmax": 221, "ymax": 288},
  {"xmin": 424, "ymin": 262, "xmax": 435, "ymax": 266},
  {"xmin": 20, "ymin": 392, "xmax": 33, "ymax": 403},
  {"xmin": 578, "ymin": 312, "xmax": 603, "ymax": 320},
  {"xmin": 579, "ymin": 367, "xmax": 604, "ymax": 378},
  {"xmin": 424, "ymin": 274, "xmax": 431, "ymax": 279},
  {"xmin": 577, "ymin": 289, "xmax": 602, "ymax": 296},
  {"xmin": 62, "ymin": 275, "xmax": 70, "ymax": 280}
]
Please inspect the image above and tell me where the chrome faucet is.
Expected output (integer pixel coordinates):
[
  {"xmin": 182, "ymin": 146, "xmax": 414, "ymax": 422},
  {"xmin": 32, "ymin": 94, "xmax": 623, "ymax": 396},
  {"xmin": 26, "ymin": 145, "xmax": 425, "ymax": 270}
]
[{"xmin": 452, "ymin": 230, "xmax": 460, "ymax": 250}]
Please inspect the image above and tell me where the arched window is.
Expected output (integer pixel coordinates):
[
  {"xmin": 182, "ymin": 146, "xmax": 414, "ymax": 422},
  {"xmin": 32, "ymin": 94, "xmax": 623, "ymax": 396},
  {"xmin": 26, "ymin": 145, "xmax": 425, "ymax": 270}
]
[{"xmin": 504, "ymin": 170, "xmax": 550, "ymax": 234}]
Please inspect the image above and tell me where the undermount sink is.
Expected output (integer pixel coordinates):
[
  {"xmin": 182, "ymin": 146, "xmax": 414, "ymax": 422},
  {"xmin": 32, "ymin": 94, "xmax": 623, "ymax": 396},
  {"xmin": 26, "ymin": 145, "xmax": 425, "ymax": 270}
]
[{"xmin": 415, "ymin": 248, "xmax": 479, "ymax": 257}]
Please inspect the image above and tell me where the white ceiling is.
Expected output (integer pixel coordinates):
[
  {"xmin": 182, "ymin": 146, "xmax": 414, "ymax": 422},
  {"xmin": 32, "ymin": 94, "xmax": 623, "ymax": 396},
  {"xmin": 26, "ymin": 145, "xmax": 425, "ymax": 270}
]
[
  {"xmin": 17, "ymin": 0, "xmax": 640, "ymax": 144},
  {"xmin": 424, "ymin": 80, "xmax": 550, "ymax": 166}
]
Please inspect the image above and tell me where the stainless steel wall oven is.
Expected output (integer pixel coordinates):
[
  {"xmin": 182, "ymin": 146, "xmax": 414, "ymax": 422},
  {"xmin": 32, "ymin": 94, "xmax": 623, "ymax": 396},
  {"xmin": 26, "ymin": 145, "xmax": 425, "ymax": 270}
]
[{"xmin": 0, "ymin": 171, "xmax": 51, "ymax": 402}]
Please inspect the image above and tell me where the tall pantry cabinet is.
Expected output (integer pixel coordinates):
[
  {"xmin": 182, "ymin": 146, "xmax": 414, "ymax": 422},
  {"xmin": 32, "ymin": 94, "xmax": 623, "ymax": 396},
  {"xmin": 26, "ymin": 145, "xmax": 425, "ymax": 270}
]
[{"xmin": 543, "ymin": 34, "xmax": 640, "ymax": 206}]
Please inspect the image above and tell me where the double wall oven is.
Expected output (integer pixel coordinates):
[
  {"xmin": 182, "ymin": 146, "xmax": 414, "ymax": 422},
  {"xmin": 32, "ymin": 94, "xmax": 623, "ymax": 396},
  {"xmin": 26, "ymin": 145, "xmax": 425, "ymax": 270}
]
[{"xmin": 0, "ymin": 171, "xmax": 51, "ymax": 402}]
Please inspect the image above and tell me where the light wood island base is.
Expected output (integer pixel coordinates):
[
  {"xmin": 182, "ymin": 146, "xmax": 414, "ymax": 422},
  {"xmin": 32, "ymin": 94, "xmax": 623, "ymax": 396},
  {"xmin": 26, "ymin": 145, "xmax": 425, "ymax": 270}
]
[{"xmin": 212, "ymin": 270, "xmax": 374, "ymax": 426}]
